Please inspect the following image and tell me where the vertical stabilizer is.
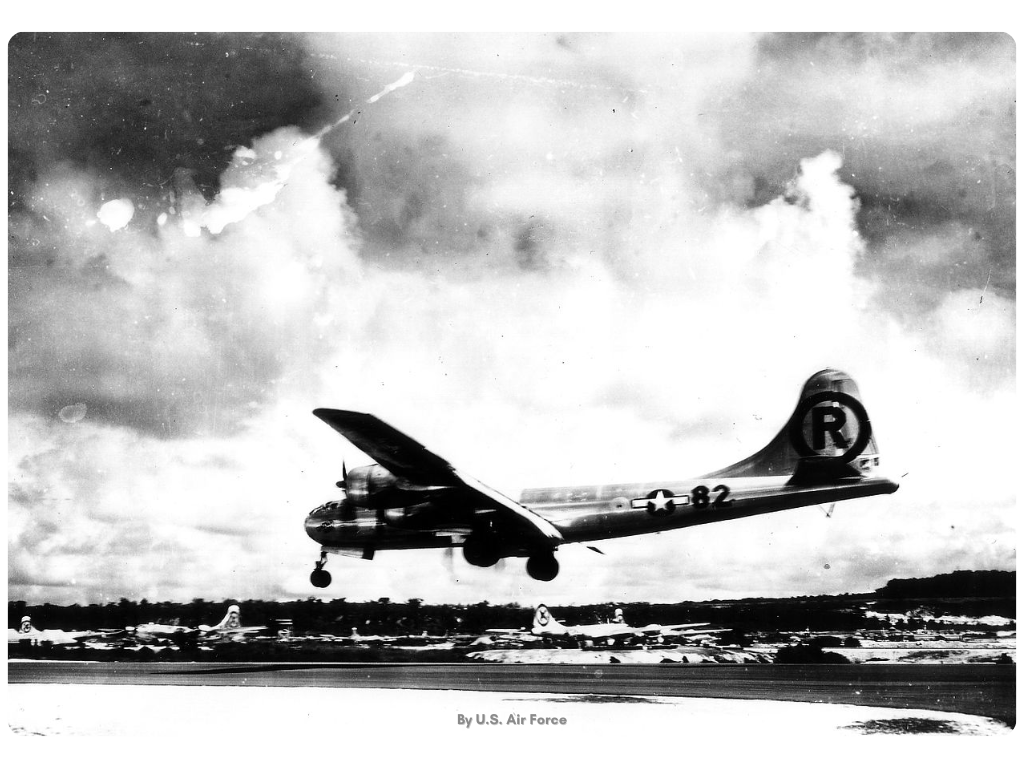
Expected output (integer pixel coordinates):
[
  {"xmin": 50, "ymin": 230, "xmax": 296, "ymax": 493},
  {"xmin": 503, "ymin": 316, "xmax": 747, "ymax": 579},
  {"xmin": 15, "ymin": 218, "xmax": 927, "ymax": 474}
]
[
  {"xmin": 706, "ymin": 369, "xmax": 882, "ymax": 481},
  {"xmin": 218, "ymin": 605, "xmax": 242, "ymax": 630},
  {"xmin": 532, "ymin": 605, "xmax": 565, "ymax": 635},
  {"xmin": 201, "ymin": 605, "xmax": 242, "ymax": 633}
]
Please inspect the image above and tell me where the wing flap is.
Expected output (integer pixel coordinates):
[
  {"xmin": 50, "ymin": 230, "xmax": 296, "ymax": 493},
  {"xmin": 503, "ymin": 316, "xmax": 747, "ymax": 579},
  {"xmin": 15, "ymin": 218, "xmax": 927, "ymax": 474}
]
[{"xmin": 455, "ymin": 470, "xmax": 563, "ymax": 545}]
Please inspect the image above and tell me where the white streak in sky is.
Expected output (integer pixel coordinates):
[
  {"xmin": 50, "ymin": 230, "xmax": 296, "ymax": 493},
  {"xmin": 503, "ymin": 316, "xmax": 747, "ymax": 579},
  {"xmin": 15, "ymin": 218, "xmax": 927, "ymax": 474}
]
[
  {"xmin": 366, "ymin": 70, "xmax": 416, "ymax": 103},
  {"xmin": 195, "ymin": 72, "xmax": 418, "ymax": 235},
  {"xmin": 316, "ymin": 70, "xmax": 418, "ymax": 138}
]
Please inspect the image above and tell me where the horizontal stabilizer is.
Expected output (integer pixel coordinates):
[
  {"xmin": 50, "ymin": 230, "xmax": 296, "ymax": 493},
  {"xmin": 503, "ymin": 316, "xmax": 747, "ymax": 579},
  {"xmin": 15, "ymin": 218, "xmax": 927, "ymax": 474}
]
[{"xmin": 787, "ymin": 456, "xmax": 864, "ymax": 486}]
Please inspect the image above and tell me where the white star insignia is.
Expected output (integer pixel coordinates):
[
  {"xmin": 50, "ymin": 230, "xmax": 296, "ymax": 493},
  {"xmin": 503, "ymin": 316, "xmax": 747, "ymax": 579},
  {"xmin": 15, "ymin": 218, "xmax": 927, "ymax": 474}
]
[{"xmin": 649, "ymin": 490, "xmax": 672, "ymax": 512}]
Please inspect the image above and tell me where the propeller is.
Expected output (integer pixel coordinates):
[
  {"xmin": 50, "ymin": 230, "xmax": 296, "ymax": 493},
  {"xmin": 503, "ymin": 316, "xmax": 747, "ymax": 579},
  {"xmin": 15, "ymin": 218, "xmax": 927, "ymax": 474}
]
[
  {"xmin": 334, "ymin": 461, "xmax": 353, "ymax": 520},
  {"xmin": 443, "ymin": 546, "xmax": 458, "ymax": 583}
]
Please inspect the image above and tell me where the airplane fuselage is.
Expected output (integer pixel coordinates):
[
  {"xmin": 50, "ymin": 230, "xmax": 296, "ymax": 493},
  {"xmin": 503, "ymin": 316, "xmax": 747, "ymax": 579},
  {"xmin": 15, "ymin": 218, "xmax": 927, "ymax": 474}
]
[
  {"xmin": 305, "ymin": 472, "xmax": 898, "ymax": 553},
  {"xmin": 519, "ymin": 473, "xmax": 898, "ymax": 543}
]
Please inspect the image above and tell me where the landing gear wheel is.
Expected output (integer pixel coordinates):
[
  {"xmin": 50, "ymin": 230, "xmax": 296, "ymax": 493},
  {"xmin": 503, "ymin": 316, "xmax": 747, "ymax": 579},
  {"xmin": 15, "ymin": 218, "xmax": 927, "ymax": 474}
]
[
  {"xmin": 311, "ymin": 550, "xmax": 331, "ymax": 588},
  {"xmin": 463, "ymin": 534, "xmax": 501, "ymax": 568},
  {"xmin": 310, "ymin": 569, "xmax": 332, "ymax": 588},
  {"xmin": 526, "ymin": 553, "xmax": 559, "ymax": 581}
]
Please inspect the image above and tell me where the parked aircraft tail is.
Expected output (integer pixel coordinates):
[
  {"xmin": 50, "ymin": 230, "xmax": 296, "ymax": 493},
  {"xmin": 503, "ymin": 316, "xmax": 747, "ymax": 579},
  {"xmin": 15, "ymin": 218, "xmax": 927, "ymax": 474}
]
[
  {"xmin": 200, "ymin": 605, "xmax": 242, "ymax": 633},
  {"xmin": 707, "ymin": 369, "xmax": 883, "ymax": 484},
  {"xmin": 532, "ymin": 605, "xmax": 565, "ymax": 634}
]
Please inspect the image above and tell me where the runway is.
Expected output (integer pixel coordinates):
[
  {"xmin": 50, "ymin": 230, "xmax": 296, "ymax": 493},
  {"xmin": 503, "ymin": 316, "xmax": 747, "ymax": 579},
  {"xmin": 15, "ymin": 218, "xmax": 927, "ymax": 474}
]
[{"xmin": 8, "ymin": 663, "xmax": 1015, "ymax": 741}]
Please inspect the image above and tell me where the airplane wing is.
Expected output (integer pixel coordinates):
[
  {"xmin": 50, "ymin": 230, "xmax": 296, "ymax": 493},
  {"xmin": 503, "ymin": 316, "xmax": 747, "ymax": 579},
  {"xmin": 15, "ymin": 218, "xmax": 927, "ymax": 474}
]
[
  {"xmin": 216, "ymin": 626, "xmax": 266, "ymax": 636},
  {"xmin": 657, "ymin": 623, "xmax": 710, "ymax": 633},
  {"xmin": 570, "ymin": 624, "xmax": 722, "ymax": 640},
  {"xmin": 564, "ymin": 625, "xmax": 635, "ymax": 639},
  {"xmin": 313, "ymin": 409, "xmax": 563, "ymax": 547},
  {"xmin": 663, "ymin": 628, "xmax": 726, "ymax": 637},
  {"xmin": 585, "ymin": 622, "xmax": 711, "ymax": 637},
  {"xmin": 594, "ymin": 628, "xmax": 637, "ymax": 639}
]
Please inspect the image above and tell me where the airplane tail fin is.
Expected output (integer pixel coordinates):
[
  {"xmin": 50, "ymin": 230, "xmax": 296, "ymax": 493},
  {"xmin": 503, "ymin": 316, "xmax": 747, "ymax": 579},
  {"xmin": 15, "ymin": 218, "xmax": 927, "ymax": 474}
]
[
  {"xmin": 532, "ymin": 605, "xmax": 563, "ymax": 633},
  {"xmin": 220, "ymin": 605, "xmax": 242, "ymax": 630},
  {"xmin": 707, "ymin": 369, "xmax": 884, "ymax": 484},
  {"xmin": 203, "ymin": 605, "xmax": 242, "ymax": 633}
]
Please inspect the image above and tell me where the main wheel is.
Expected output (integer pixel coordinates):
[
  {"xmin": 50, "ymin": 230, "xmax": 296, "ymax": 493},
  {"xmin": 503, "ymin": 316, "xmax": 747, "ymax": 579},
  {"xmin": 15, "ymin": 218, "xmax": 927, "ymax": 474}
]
[
  {"xmin": 463, "ymin": 534, "xmax": 501, "ymax": 568},
  {"xmin": 310, "ymin": 569, "xmax": 332, "ymax": 588},
  {"xmin": 526, "ymin": 553, "xmax": 559, "ymax": 581}
]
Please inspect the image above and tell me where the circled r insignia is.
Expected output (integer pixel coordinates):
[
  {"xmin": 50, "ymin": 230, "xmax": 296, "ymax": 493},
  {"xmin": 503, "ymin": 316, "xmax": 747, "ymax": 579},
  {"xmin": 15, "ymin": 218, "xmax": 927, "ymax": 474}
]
[{"xmin": 789, "ymin": 390, "xmax": 872, "ymax": 462}]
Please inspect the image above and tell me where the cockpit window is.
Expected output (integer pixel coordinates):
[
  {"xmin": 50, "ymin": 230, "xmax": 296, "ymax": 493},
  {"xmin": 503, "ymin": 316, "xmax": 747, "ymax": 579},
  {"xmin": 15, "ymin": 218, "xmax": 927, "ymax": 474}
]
[{"xmin": 310, "ymin": 501, "xmax": 340, "ymax": 518}]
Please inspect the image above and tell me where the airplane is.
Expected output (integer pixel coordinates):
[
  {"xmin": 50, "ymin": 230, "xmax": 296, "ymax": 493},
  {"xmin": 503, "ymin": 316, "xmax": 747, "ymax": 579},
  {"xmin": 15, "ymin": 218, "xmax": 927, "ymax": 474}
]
[
  {"xmin": 470, "ymin": 630, "xmax": 546, "ymax": 647},
  {"xmin": 197, "ymin": 605, "xmax": 266, "ymax": 640},
  {"xmin": 130, "ymin": 606, "xmax": 266, "ymax": 643},
  {"xmin": 127, "ymin": 619, "xmax": 199, "ymax": 643},
  {"xmin": 7, "ymin": 616, "xmax": 103, "ymax": 646},
  {"xmin": 304, "ymin": 368, "xmax": 898, "ymax": 586},
  {"xmin": 530, "ymin": 604, "xmax": 717, "ymax": 644}
]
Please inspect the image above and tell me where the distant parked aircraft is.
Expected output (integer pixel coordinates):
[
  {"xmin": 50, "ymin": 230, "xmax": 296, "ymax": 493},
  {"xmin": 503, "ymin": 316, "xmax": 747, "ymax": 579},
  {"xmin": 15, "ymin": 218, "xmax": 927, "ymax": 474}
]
[
  {"xmin": 198, "ymin": 605, "xmax": 266, "ymax": 640},
  {"xmin": 7, "ymin": 616, "xmax": 114, "ymax": 646},
  {"xmin": 131, "ymin": 605, "xmax": 264, "ymax": 643},
  {"xmin": 531, "ymin": 605, "xmax": 716, "ymax": 644}
]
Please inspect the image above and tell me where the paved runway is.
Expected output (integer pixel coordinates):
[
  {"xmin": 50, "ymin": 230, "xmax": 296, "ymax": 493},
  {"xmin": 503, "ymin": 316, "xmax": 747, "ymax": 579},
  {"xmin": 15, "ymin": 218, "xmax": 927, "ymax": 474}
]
[
  {"xmin": 8, "ymin": 663, "xmax": 1015, "ymax": 741},
  {"xmin": 8, "ymin": 661, "xmax": 1015, "ymax": 725},
  {"xmin": 9, "ymin": 684, "xmax": 1015, "ymax": 741}
]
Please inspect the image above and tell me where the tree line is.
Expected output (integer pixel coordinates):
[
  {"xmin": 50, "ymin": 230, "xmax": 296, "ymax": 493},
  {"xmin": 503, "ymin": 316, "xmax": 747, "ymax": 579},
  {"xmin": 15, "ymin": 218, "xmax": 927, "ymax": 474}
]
[
  {"xmin": 10, "ymin": 570, "xmax": 1013, "ymax": 635},
  {"xmin": 876, "ymin": 570, "xmax": 1015, "ymax": 599}
]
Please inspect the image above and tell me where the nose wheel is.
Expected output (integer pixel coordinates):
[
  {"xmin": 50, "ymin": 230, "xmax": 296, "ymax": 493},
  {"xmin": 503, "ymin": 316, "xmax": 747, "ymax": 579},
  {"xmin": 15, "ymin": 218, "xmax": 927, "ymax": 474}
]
[{"xmin": 310, "ymin": 551, "xmax": 332, "ymax": 588}]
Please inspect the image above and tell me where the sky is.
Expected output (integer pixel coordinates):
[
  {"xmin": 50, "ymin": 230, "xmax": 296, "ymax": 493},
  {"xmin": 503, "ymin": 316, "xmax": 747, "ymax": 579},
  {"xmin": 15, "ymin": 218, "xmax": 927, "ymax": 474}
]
[{"xmin": 7, "ymin": 32, "xmax": 1016, "ymax": 608}]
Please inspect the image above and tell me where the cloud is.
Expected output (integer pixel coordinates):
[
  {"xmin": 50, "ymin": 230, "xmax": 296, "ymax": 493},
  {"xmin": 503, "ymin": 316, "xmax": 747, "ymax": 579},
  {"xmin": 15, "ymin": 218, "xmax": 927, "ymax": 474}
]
[
  {"xmin": 7, "ymin": 405, "xmax": 319, "ymax": 604},
  {"xmin": 715, "ymin": 33, "xmax": 1016, "ymax": 305},
  {"xmin": 8, "ymin": 33, "xmax": 331, "ymax": 202},
  {"xmin": 9, "ymin": 127, "xmax": 361, "ymax": 437},
  {"xmin": 304, "ymin": 32, "xmax": 757, "ymax": 271}
]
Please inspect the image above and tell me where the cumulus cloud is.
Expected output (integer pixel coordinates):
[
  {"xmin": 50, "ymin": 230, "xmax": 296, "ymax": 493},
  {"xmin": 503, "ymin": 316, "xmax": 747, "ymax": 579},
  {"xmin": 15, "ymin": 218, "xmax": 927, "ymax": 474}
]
[
  {"xmin": 9, "ymin": 127, "xmax": 360, "ymax": 437},
  {"xmin": 716, "ymin": 33, "xmax": 1016, "ymax": 309}
]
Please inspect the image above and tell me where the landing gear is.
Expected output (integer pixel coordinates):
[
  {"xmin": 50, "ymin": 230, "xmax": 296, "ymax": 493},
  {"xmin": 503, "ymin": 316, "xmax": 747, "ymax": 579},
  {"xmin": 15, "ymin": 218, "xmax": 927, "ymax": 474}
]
[
  {"xmin": 310, "ymin": 551, "xmax": 332, "ymax": 588},
  {"xmin": 526, "ymin": 552, "xmax": 559, "ymax": 581},
  {"xmin": 463, "ymin": 534, "xmax": 501, "ymax": 568}
]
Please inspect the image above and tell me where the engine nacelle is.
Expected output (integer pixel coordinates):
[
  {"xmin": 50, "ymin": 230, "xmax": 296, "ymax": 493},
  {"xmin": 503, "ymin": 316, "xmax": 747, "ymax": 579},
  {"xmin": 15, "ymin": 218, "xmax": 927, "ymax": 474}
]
[
  {"xmin": 383, "ymin": 508, "xmax": 409, "ymax": 526},
  {"xmin": 345, "ymin": 464, "xmax": 402, "ymax": 507}
]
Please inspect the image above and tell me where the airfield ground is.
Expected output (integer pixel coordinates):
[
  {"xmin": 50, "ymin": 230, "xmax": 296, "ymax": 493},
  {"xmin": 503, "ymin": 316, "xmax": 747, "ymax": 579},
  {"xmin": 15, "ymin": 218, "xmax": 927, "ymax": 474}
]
[{"xmin": 7, "ymin": 680, "xmax": 1011, "ymax": 738}]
